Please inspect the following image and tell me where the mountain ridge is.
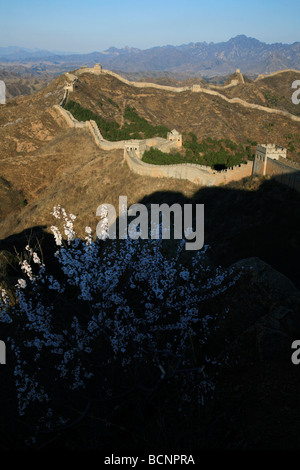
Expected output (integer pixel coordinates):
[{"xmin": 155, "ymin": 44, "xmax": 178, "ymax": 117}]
[{"xmin": 1, "ymin": 35, "xmax": 299, "ymax": 77}]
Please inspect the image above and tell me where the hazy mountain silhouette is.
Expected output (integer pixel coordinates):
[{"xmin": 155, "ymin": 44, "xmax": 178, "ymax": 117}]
[{"xmin": 1, "ymin": 35, "xmax": 299, "ymax": 76}]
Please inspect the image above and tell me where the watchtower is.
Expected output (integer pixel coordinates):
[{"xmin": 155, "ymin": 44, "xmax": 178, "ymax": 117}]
[
  {"xmin": 253, "ymin": 143, "xmax": 287, "ymax": 175},
  {"xmin": 167, "ymin": 129, "xmax": 182, "ymax": 147},
  {"xmin": 94, "ymin": 64, "xmax": 102, "ymax": 74}
]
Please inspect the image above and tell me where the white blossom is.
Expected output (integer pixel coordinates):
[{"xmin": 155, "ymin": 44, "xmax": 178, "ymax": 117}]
[
  {"xmin": 17, "ymin": 279, "xmax": 27, "ymax": 289},
  {"xmin": 0, "ymin": 204, "xmax": 243, "ymax": 443}
]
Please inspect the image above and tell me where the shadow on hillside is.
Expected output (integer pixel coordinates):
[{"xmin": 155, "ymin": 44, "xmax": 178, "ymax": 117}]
[
  {"xmin": 0, "ymin": 177, "xmax": 299, "ymax": 288},
  {"xmin": 0, "ymin": 176, "xmax": 300, "ymax": 451},
  {"xmin": 131, "ymin": 177, "xmax": 300, "ymax": 288}
]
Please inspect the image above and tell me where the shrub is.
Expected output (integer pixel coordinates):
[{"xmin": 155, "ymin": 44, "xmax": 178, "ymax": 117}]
[
  {"xmin": 20, "ymin": 198, "xmax": 27, "ymax": 207},
  {"xmin": 142, "ymin": 147, "xmax": 185, "ymax": 165},
  {"xmin": 64, "ymin": 101, "xmax": 170, "ymax": 141},
  {"xmin": 183, "ymin": 135, "xmax": 246, "ymax": 169},
  {"xmin": 0, "ymin": 205, "xmax": 242, "ymax": 445}
]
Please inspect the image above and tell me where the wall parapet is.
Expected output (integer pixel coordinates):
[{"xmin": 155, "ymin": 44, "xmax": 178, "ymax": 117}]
[
  {"xmin": 253, "ymin": 150, "xmax": 300, "ymax": 192},
  {"xmin": 53, "ymin": 105, "xmax": 87, "ymax": 128},
  {"xmin": 254, "ymin": 69, "xmax": 300, "ymax": 81},
  {"xmin": 124, "ymin": 147, "xmax": 253, "ymax": 186}
]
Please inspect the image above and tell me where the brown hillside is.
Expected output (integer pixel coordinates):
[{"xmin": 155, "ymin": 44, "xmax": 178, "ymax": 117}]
[
  {"xmin": 0, "ymin": 68, "xmax": 299, "ymax": 242},
  {"xmin": 0, "ymin": 69, "xmax": 50, "ymax": 99},
  {"xmin": 68, "ymin": 72, "xmax": 300, "ymax": 156},
  {"xmin": 221, "ymin": 70, "xmax": 300, "ymax": 118},
  {"xmin": 0, "ymin": 127, "xmax": 196, "ymax": 240}
]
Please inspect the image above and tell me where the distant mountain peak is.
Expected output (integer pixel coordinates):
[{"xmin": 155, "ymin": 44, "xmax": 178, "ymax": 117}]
[
  {"xmin": 1, "ymin": 36, "xmax": 299, "ymax": 76},
  {"xmin": 104, "ymin": 46, "xmax": 141, "ymax": 55}
]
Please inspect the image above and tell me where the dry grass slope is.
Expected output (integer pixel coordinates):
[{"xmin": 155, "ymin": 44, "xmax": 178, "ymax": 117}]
[{"xmin": 0, "ymin": 68, "xmax": 299, "ymax": 240}]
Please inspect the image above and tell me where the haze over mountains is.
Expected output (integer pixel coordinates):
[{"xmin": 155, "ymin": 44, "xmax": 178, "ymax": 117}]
[{"xmin": 1, "ymin": 35, "xmax": 300, "ymax": 77}]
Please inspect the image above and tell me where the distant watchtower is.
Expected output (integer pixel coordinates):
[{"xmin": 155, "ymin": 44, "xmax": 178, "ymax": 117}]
[
  {"xmin": 93, "ymin": 64, "xmax": 102, "ymax": 75},
  {"xmin": 191, "ymin": 84, "xmax": 201, "ymax": 92}
]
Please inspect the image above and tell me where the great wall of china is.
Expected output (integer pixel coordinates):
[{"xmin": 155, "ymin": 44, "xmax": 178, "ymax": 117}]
[
  {"xmin": 54, "ymin": 81, "xmax": 254, "ymax": 185},
  {"xmin": 124, "ymin": 149, "xmax": 253, "ymax": 186},
  {"xmin": 72, "ymin": 65, "xmax": 300, "ymax": 123},
  {"xmin": 254, "ymin": 69, "xmax": 300, "ymax": 81},
  {"xmin": 253, "ymin": 149, "xmax": 300, "ymax": 191},
  {"xmin": 53, "ymin": 65, "xmax": 300, "ymax": 188}
]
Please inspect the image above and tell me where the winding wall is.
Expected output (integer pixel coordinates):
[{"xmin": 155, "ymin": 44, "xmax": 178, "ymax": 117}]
[
  {"xmin": 54, "ymin": 103, "xmax": 253, "ymax": 186},
  {"xmin": 124, "ymin": 148, "xmax": 253, "ymax": 185},
  {"xmin": 75, "ymin": 67, "xmax": 300, "ymax": 123},
  {"xmin": 254, "ymin": 69, "xmax": 300, "ymax": 81},
  {"xmin": 57, "ymin": 68, "xmax": 300, "ymax": 187}
]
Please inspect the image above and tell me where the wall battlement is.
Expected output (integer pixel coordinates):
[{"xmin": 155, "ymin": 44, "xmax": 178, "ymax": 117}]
[{"xmin": 124, "ymin": 148, "xmax": 253, "ymax": 185}]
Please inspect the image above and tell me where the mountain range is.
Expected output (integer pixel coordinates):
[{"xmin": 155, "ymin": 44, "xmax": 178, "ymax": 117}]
[{"xmin": 1, "ymin": 35, "xmax": 299, "ymax": 77}]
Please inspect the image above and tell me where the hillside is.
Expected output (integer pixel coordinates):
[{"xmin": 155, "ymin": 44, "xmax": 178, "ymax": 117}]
[
  {"xmin": 0, "ymin": 66, "xmax": 300, "ymax": 451},
  {"xmin": 52, "ymin": 69, "xmax": 300, "ymax": 155},
  {"xmin": 0, "ymin": 69, "xmax": 51, "ymax": 99},
  {"xmin": 0, "ymin": 67, "xmax": 299, "ymax": 239},
  {"xmin": 221, "ymin": 70, "xmax": 300, "ymax": 117}
]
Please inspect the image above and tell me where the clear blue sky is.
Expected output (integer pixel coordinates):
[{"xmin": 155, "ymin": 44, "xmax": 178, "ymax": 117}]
[{"xmin": 0, "ymin": 0, "xmax": 299, "ymax": 52}]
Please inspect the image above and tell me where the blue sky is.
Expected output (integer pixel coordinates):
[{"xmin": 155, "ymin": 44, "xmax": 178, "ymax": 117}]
[{"xmin": 0, "ymin": 0, "xmax": 299, "ymax": 52}]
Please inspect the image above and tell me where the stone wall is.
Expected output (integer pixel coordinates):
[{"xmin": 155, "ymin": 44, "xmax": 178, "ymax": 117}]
[
  {"xmin": 124, "ymin": 148, "xmax": 253, "ymax": 186},
  {"xmin": 253, "ymin": 155, "xmax": 267, "ymax": 175},
  {"xmin": 265, "ymin": 158, "xmax": 300, "ymax": 192},
  {"xmin": 54, "ymin": 101, "xmax": 254, "ymax": 187},
  {"xmin": 213, "ymin": 161, "xmax": 254, "ymax": 184},
  {"xmin": 209, "ymin": 79, "xmax": 239, "ymax": 90},
  {"xmin": 54, "ymin": 104, "xmax": 182, "ymax": 154},
  {"xmin": 103, "ymin": 69, "xmax": 191, "ymax": 93},
  {"xmin": 254, "ymin": 69, "xmax": 300, "ymax": 82},
  {"xmin": 59, "ymin": 89, "xmax": 68, "ymax": 107},
  {"xmin": 209, "ymin": 69, "xmax": 244, "ymax": 90},
  {"xmin": 53, "ymin": 69, "xmax": 266, "ymax": 187},
  {"xmin": 53, "ymin": 105, "xmax": 87, "ymax": 128},
  {"xmin": 253, "ymin": 154, "xmax": 300, "ymax": 191}
]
